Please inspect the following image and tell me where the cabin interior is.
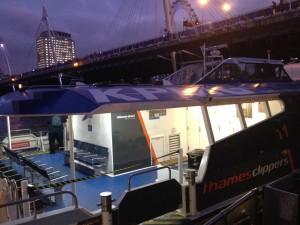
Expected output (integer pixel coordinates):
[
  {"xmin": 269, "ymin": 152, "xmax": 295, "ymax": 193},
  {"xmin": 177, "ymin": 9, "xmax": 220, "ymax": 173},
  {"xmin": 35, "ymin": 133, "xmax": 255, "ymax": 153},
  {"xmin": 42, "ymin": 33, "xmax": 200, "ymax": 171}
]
[{"xmin": 71, "ymin": 98, "xmax": 284, "ymax": 175}]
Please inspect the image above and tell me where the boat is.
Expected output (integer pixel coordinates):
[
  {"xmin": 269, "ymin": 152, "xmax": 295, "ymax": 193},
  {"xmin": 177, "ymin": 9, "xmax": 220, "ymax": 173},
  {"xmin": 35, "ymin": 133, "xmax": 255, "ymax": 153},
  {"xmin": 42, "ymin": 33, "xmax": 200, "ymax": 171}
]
[
  {"xmin": 163, "ymin": 57, "xmax": 292, "ymax": 85},
  {"xmin": 0, "ymin": 76, "xmax": 300, "ymax": 224}
]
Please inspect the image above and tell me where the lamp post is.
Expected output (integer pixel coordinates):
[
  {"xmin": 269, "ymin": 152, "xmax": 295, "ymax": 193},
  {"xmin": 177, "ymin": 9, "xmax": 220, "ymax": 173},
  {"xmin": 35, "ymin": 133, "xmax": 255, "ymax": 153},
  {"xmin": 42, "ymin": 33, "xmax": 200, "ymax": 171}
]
[
  {"xmin": 197, "ymin": 0, "xmax": 231, "ymax": 76},
  {"xmin": 222, "ymin": 2, "xmax": 232, "ymax": 12},
  {"xmin": 0, "ymin": 42, "xmax": 13, "ymax": 77},
  {"xmin": 0, "ymin": 40, "xmax": 15, "ymax": 92}
]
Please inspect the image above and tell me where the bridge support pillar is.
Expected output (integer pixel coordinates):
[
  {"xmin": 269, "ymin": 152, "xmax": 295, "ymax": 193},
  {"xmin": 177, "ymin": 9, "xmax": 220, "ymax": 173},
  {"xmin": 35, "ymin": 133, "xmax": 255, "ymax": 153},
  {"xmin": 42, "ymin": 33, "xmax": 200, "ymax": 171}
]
[{"xmin": 171, "ymin": 51, "xmax": 177, "ymax": 72}]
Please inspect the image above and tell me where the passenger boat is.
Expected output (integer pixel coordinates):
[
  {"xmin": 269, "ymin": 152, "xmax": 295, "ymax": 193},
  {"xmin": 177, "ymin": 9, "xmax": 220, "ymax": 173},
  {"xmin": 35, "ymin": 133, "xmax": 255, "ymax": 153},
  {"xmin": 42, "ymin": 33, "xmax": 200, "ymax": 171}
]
[
  {"xmin": 0, "ymin": 58, "xmax": 299, "ymax": 224},
  {"xmin": 163, "ymin": 57, "xmax": 291, "ymax": 85}
]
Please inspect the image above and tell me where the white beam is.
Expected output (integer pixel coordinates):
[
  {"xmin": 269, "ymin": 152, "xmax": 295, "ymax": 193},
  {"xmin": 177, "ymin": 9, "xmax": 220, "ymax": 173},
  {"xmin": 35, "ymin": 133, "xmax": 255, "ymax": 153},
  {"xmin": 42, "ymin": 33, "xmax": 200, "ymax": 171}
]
[
  {"xmin": 67, "ymin": 115, "xmax": 76, "ymax": 201},
  {"xmin": 6, "ymin": 116, "xmax": 12, "ymax": 149}
]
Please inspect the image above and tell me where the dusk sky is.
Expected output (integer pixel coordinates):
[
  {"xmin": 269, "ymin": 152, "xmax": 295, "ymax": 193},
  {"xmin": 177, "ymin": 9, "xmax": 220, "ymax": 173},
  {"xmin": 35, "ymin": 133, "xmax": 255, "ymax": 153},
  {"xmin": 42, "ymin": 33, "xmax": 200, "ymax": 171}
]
[{"xmin": 0, "ymin": 0, "xmax": 277, "ymax": 74}]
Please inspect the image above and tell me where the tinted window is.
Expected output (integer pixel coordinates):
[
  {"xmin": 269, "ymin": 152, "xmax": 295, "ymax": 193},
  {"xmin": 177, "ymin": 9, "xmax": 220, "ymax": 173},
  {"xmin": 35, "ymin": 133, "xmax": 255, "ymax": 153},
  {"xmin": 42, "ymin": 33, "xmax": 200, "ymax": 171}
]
[
  {"xmin": 240, "ymin": 63, "xmax": 291, "ymax": 82},
  {"xmin": 201, "ymin": 63, "xmax": 241, "ymax": 83}
]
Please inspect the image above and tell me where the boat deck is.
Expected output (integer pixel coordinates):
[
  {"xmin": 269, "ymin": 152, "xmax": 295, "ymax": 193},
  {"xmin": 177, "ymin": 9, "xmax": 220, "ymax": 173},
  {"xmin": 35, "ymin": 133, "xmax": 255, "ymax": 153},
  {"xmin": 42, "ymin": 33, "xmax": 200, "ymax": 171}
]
[{"xmin": 19, "ymin": 151, "xmax": 181, "ymax": 212}]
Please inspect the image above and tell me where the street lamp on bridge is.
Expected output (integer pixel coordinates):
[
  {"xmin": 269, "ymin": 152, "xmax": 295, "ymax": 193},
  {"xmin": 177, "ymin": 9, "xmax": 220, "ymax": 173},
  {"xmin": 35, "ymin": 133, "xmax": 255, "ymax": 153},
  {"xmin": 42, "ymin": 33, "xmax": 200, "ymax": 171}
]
[
  {"xmin": 0, "ymin": 39, "xmax": 13, "ymax": 77},
  {"xmin": 197, "ymin": 0, "xmax": 232, "ymax": 15},
  {"xmin": 222, "ymin": 2, "xmax": 231, "ymax": 12},
  {"xmin": 198, "ymin": 0, "xmax": 209, "ymax": 6}
]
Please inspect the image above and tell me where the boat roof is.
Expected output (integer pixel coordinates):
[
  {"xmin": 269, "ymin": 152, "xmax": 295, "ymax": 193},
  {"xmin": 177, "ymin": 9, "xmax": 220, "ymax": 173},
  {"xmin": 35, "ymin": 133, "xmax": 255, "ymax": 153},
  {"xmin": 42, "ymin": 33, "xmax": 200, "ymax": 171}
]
[
  {"xmin": 224, "ymin": 57, "xmax": 283, "ymax": 65},
  {"xmin": 0, "ymin": 82, "xmax": 299, "ymax": 116}
]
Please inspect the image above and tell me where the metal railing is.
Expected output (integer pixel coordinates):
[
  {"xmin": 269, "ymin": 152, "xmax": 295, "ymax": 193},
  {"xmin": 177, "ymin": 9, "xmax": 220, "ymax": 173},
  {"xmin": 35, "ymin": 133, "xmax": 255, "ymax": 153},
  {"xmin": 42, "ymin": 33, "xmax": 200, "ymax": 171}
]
[
  {"xmin": 203, "ymin": 187, "xmax": 261, "ymax": 225},
  {"xmin": 0, "ymin": 191, "xmax": 78, "ymax": 219},
  {"xmin": 128, "ymin": 166, "xmax": 171, "ymax": 191}
]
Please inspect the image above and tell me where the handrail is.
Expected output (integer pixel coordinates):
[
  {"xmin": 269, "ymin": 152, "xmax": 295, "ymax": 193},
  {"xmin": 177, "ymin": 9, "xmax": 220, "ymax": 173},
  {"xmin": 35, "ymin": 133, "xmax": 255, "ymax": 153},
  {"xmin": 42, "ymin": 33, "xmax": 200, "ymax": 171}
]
[
  {"xmin": 128, "ymin": 166, "xmax": 171, "ymax": 191},
  {"xmin": 0, "ymin": 191, "xmax": 78, "ymax": 219},
  {"xmin": 155, "ymin": 149, "xmax": 179, "ymax": 160},
  {"xmin": 203, "ymin": 187, "xmax": 260, "ymax": 225}
]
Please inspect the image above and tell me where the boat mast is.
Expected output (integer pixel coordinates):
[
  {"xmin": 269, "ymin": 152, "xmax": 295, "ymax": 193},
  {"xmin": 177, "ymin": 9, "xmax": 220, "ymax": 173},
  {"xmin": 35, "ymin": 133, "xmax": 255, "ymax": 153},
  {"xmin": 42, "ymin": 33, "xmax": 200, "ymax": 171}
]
[{"xmin": 163, "ymin": 0, "xmax": 177, "ymax": 72}]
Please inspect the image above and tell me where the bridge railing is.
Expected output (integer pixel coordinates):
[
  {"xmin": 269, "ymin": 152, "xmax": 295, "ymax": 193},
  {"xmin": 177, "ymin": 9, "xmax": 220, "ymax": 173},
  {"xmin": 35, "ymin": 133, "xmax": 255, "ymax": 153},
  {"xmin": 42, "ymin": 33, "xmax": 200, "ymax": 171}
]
[{"xmin": 22, "ymin": 1, "xmax": 300, "ymax": 78}]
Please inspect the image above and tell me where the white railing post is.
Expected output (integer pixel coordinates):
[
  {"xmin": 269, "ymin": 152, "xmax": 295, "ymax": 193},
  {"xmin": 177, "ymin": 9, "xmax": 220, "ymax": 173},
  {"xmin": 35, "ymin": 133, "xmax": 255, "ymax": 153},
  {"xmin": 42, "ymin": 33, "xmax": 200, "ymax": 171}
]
[
  {"xmin": 100, "ymin": 192, "xmax": 113, "ymax": 225},
  {"xmin": 178, "ymin": 148, "xmax": 183, "ymax": 184},
  {"xmin": 186, "ymin": 169, "xmax": 197, "ymax": 216},
  {"xmin": 21, "ymin": 180, "xmax": 31, "ymax": 217}
]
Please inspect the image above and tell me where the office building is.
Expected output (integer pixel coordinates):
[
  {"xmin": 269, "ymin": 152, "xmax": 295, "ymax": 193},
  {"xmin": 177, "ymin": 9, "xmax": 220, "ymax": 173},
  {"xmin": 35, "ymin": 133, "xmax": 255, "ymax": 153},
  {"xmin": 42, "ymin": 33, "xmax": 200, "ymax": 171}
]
[{"xmin": 36, "ymin": 30, "xmax": 75, "ymax": 69}]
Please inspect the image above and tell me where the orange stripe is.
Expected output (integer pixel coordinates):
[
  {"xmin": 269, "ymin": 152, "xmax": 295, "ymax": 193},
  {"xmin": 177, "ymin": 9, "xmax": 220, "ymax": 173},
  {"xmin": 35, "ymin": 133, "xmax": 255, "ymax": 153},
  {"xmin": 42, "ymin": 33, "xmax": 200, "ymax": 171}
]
[
  {"xmin": 287, "ymin": 149, "xmax": 296, "ymax": 172},
  {"xmin": 137, "ymin": 111, "xmax": 158, "ymax": 164}
]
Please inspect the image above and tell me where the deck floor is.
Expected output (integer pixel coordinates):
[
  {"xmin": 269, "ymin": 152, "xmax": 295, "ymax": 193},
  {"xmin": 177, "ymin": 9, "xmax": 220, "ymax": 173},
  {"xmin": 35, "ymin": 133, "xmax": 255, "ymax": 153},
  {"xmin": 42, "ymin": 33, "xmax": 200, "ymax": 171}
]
[{"xmin": 28, "ymin": 152, "xmax": 181, "ymax": 211}]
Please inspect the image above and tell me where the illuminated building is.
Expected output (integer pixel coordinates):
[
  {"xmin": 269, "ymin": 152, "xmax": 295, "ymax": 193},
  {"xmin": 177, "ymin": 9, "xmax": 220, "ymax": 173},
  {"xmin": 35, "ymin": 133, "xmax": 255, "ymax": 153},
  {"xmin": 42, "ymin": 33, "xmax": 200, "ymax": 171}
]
[{"xmin": 36, "ymin": 30, "xmax": 75, "ymax": 69}]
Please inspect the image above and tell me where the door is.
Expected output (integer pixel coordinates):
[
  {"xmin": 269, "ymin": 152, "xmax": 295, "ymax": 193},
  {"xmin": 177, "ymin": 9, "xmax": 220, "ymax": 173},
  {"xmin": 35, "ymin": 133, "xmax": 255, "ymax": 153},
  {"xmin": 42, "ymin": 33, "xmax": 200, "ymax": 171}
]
[{"xmin": 151, "ymin": 135, "xmax": 165, "ymax": 163}]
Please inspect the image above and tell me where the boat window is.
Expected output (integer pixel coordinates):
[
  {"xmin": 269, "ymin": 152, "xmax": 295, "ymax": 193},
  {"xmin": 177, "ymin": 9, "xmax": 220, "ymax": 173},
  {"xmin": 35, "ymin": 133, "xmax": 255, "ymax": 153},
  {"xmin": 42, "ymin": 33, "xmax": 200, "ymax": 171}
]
[
  {"xmin": 201, "ymin": 63, "xmax": 241, "ymax": 83},
  {"xmin": 268, "ymin": 100, "xmax": 284, "ymax": 116},
  {"xmin": 186, "ymin": 106, "xmax": 210, "ymax": 150},
  {"xmin": 242, "ymin": 102, "xmax": 269, "ymax": 127},
  {"xmin": 240, "ymin": 63, "xmax": 291, "ymax": 82},
  {"xmin": 140, "ymin": 106, "xmax": 210, "ymax": 161},
  {"xmin": 207, "ymin": 104, "xmax": 242, "ymax": 141}
]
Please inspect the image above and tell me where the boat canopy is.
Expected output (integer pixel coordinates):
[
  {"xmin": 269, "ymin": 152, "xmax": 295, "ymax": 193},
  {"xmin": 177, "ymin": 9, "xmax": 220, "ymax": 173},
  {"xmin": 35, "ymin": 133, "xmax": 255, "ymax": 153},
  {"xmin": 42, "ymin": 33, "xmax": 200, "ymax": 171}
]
[{"xmin": 0, "ymin": 82, "xmax": 299, "ymax": 116}]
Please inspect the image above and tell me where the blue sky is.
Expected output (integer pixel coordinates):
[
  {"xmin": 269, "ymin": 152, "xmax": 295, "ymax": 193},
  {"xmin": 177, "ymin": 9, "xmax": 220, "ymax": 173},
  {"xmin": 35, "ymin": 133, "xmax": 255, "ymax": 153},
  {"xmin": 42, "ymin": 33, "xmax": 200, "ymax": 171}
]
[{"xmin": 0, "ymin": 0, "xmax": 277, "ymax": 74}]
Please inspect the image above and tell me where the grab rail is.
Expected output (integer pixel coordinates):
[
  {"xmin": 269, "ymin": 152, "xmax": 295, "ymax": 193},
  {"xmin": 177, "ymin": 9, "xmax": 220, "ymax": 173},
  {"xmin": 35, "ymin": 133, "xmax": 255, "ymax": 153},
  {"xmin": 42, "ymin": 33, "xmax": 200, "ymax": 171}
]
[
  {"xmin": 128, "ymin": 166, "xmax": 171, "ymax": 191},
  {"xmin": 203, "ymin": 187, "xmax": 260, "ymax": 225},
  {"xmin": 0, "ymin": 191, "xmax": 78, "ymax": 219},
  {"xmin": 155, "ymin": 149, "xmax": 179, "ymax": 160}
]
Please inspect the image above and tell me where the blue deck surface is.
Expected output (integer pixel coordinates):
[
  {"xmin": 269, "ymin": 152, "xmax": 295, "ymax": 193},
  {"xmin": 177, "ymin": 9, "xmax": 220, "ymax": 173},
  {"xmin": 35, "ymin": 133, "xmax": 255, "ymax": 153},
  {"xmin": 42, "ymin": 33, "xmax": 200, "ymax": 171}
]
[{"xmin": 31, "ymin": 152, "xmax": 167, "ymax": 211}]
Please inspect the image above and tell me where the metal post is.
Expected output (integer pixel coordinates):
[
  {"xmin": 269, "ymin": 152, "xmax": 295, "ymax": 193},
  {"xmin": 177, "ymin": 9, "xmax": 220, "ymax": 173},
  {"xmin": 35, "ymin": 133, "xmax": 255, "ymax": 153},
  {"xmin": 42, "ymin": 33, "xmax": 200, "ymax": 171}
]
[
  {"xmin": 63, "ymin": 123, "xmax": 67, "ymax": 151},
  {"xmin": 58, "ymin": 73, "xmax": 63, "ymax": 87},
  {"xmin": 236, "ymin": 104, "xmax": 247, "ymax": 129},
  {"xmin": 181, "ymin": 184, "xmax": 188, "ymax": 217},
  {"xmin": 21, "ymin": 180, "xmax": 31, "ymax": 217},
  {"xmin": 201, "ymin": 106, "xmax": 215, "ymax": 145},
  {"xmin": 67, "ymin": 115, "xmax": 76, "ymax": 201},
  {"xmin": 0, "ymin": 42, "xmax": 15, "ymax": 90},
  {"xmin": 201, "ymin": 43, "xmax": 206, "ymax": 75},
  {"xmin": 186, "ymin": 169, "xmax": 197, "ymax": 216},
  {"xmin": 267, "ymin": 49, "xmax": 271, "ymax": 62},
  {"xmin": 100, "ymin": 192, "xmax": 112, "ymax": 225},
  {"xmin": 2, "ymin": 46, "xmax": 12, "ymax": 77},
  {"xmin": 264, "ymin": 101, "xmax": 272, "ymax": 118},
  {"xmin": 6, "ymin": 116, "xmax": 12, "ymax": 149},
  {"xmin": 178, "ymin": 148, "xmax": 183, "ymax": 184},
  {"xmin": 39, "ymin": 131, "xmax": 45, "ymax": 152},
  {"xmin": 171, "ymin": 51, "xmax": 177, "ymax": 72}
]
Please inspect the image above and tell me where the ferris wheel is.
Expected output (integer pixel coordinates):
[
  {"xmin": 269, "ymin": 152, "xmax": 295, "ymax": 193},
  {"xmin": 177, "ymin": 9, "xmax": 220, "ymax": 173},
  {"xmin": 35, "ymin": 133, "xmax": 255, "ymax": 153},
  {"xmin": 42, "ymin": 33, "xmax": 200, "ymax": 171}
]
[{"xmin": 171, "ymin": 0, "xmax": 201, "ymax": 31}]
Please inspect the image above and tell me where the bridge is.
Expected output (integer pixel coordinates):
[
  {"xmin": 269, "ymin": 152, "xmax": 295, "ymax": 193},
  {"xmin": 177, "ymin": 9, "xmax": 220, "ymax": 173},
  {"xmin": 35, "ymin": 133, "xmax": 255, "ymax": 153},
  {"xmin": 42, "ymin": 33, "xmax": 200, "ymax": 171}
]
[{"xmin": 1, "ymin": 0, "xmax": 300, "ymax": 90}]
